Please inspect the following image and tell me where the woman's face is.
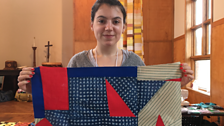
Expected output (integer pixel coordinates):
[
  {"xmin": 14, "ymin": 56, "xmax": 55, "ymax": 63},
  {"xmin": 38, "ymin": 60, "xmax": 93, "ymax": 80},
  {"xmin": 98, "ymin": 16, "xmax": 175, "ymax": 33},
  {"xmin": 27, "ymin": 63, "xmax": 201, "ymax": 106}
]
[{"xmin": 91, "ymin": 4, "xmax": 125, "ymax": 47}]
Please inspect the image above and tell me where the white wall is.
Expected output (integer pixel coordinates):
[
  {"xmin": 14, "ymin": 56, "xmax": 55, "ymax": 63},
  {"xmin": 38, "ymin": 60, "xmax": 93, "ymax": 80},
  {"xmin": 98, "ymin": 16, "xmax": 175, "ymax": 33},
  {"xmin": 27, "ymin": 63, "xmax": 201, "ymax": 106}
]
[
  {"xmin": 0, "ymin": 0, "xmax": 73, "ymax": 68},
  {"xmin": 62, "ymin": 0, "xmax": 74, "ymax": 67},
  {"xmin": 174, "ymin": 0, "xmax": 185, "ymax": 38},
  {"xmin": 213, "ymin": 0, "xmax": 224, "ymax": 22}
]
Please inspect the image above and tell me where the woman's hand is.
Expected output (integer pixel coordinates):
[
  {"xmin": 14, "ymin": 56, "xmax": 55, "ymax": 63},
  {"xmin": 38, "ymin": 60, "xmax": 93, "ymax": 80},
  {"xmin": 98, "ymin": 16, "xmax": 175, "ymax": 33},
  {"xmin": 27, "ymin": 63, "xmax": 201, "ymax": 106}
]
[
  {"xmin": 180, "ymin": 63, "xmax": 194, "ymax": 87},
  {"xmin": 17, "ymin": 67, "xmax": 35, "ymax": 94}
]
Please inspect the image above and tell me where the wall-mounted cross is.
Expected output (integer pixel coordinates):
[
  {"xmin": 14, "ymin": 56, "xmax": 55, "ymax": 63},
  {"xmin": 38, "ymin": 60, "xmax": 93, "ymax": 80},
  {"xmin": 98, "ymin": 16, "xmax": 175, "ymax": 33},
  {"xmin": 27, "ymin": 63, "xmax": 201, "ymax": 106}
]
[{"xmin": 45, "ymin": 41, "xmax": 53, "ymax": 62}]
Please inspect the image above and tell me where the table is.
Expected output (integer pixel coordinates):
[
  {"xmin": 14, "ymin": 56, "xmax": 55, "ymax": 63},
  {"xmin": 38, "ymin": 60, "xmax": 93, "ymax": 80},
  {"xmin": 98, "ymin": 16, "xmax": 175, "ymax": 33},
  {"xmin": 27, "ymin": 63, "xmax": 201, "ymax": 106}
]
[
  {"xmin": 182, "ymin": 108, "xmax": 224, "ymax": 126},
  {"xmin": 0, "ymin": 69, "xmax": 21, "ymax": 95}
]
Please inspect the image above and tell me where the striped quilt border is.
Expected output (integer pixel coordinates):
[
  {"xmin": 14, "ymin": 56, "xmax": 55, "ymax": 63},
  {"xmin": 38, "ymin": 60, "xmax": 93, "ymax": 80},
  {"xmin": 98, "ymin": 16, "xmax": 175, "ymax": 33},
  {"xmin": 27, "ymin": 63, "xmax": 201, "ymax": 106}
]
[{"xmin": 137, "ymin": 62, "xmax": 182, "ymax": 80}]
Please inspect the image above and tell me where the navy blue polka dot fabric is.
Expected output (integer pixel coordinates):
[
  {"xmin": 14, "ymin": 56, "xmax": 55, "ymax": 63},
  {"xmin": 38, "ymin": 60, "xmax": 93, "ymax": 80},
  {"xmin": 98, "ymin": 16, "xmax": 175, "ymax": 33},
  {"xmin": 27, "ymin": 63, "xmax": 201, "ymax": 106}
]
[
  {"xmin": 69, "ymin": 117, "xmax": 137, "ymax": 126},
  {"xmin": 45, "ymin": 110, "xmax": 70, "ymax": 126},
  {"xmin": 69, "ymin": 77, "xmax": 109, "ymax": 117}
]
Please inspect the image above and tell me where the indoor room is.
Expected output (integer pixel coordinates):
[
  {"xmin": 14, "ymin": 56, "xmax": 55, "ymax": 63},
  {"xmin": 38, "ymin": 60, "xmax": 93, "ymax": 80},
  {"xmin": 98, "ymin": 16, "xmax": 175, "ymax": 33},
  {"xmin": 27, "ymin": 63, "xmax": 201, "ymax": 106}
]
[{"xmin": 0, "ymin": 0, "xmax": 224, "ymax": 125}]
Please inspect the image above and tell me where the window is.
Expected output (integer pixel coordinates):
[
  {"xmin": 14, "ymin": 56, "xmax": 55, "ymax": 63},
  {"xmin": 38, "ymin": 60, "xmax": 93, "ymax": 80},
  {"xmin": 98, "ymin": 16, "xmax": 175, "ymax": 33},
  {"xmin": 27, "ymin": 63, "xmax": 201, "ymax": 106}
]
[{"xmin": 187, "ymin": 0, "xmax": 212, "ymax": 94}]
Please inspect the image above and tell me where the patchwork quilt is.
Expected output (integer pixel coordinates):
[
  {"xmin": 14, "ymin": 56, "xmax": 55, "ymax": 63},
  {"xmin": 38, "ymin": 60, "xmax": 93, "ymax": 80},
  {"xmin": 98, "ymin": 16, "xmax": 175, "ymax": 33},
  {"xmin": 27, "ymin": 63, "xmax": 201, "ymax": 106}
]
[{"xmin": 31, "ymin": 62, "xmax": 182, "ymax": 126}]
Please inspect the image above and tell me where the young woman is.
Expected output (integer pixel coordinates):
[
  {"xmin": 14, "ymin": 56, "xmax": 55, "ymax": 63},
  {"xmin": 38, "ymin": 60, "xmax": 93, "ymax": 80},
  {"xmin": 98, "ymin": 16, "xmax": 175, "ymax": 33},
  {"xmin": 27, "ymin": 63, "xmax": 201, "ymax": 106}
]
[{"xmin": 18, "ymin": 0, "xmax": 194, "ymax": 93}]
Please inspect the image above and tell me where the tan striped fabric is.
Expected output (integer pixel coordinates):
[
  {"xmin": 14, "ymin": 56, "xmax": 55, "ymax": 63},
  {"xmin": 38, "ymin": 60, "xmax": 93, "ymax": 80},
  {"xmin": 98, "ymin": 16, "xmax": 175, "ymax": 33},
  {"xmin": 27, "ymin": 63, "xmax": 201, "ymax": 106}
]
[
  {"xmin": 137, "ymin": 62, "xmax": 182, "ymax": 81},
  {"xmin": 137, "ymin": 62, "xmax": 182, "ymax": 126},
  {"xmin": 138, "ymin": 81, "xmax": 182, "ymax": 126}
]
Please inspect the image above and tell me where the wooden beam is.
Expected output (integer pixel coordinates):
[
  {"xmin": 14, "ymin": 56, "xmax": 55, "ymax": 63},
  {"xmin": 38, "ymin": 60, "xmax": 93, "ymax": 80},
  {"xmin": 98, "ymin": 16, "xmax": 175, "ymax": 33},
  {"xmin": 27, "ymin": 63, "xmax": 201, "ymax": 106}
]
[{"xmin": 190, "ymin": 55, "xmax": 210, "ymax": 60}]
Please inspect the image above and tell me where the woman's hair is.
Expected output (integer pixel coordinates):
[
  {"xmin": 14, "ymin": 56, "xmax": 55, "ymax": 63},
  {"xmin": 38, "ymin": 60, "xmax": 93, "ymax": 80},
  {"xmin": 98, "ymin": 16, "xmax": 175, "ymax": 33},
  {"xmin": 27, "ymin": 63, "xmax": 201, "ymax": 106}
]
[{"xmin": 91, "ymin": 0, "xmax": 126, "ymax": 23}]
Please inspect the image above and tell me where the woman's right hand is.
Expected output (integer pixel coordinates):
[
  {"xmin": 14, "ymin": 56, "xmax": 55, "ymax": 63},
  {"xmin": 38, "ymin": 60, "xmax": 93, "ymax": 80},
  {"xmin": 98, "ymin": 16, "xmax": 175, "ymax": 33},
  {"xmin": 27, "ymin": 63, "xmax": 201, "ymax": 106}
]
[{"xmin": 17, "ymin": 67, "xmax": 35, "ymax": 94}]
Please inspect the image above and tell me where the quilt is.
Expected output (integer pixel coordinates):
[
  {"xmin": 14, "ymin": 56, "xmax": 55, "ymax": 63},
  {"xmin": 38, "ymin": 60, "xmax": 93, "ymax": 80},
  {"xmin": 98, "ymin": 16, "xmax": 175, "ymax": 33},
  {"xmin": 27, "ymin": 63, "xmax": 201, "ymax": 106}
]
[{"xmin": 31, "ymin": 62, "xmax": 182, "ymax": 126}]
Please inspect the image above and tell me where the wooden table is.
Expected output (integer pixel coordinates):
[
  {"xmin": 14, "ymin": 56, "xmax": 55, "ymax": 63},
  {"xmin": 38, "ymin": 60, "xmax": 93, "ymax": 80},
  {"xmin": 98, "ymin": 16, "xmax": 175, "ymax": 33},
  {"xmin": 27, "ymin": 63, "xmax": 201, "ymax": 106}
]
[{"xmin": 0, "ymin": 69, "xmax": 21, "ymax": 95}]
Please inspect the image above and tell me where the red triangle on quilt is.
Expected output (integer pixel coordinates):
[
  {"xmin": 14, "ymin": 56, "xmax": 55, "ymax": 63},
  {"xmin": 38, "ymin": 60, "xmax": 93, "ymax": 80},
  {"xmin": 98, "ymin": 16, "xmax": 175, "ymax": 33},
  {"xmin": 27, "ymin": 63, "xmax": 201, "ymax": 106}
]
[
  {"xmin": 156, "ymin": 115, "xmax": 165, "ymax": 126},
  {"xmin": 105, "ymin": 79, "xmax": 136, "ymax": 117},
  {"xmin": 36, "ymin": 118, "xmax": 52, "ymax": 126}
]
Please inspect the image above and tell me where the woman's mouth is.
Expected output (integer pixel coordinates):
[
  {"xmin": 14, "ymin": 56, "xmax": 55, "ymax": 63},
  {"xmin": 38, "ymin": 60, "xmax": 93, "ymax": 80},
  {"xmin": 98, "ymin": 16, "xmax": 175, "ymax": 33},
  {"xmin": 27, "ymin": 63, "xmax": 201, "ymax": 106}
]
[{"xmin": 103, "ymin": 35, "xmax": 115, "ymax": 39}]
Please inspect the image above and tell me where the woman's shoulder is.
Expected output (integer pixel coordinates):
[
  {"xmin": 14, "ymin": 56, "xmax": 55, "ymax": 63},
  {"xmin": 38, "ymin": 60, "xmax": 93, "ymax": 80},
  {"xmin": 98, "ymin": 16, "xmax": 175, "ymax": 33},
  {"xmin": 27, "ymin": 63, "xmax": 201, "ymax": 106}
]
[
  {"xmin": 122, "ymin": 49, "xmax": 136, "ymax": 56},
  {"xmin": 67, "ymin": 50, "xmax": 93, "ymax": 67},
  {"xmin": 121, "ymin": 49, "xmax": 145, "ymax": 66},
  {"xmin": 122, "ymin": 49, "xmax": 141, "ymax": 59},
  {"xmin": 69, "ymin": 50, "xmax": 88, "ymax": 61},
  {"xmin": 74, "ymin": 50, "xmax": 88, "ymax": 58}
]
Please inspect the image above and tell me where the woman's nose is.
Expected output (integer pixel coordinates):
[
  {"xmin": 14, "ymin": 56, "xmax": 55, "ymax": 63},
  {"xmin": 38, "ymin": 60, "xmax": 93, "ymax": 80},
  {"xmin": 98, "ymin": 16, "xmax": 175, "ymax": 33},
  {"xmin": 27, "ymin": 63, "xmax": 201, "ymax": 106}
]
[{"xmin": 105, "ymin": 22, "xmax": 113, "ymax": 31}]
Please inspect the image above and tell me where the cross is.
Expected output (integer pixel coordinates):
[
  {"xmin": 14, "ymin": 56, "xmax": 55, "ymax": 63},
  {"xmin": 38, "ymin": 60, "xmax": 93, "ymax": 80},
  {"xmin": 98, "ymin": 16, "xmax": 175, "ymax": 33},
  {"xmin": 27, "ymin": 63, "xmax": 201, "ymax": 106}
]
[{"xmin": 45, "ymin": 41, "xmax": 53, "ymax": 62}]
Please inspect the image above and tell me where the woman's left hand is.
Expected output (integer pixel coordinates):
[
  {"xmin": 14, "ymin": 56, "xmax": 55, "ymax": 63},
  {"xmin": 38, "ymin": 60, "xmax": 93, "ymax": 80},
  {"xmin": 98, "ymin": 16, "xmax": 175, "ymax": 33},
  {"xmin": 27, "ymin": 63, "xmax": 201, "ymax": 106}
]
[{"xmin": 180, "ymin": 63, "xmax": 194, "ymax": 87}]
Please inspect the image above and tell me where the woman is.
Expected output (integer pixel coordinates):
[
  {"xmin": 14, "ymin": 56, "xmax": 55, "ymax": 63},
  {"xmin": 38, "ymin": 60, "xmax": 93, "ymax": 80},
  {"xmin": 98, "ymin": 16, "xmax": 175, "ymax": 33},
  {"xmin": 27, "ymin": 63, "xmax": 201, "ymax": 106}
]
[{"xmin": 18, "ymin": 0, "xmax": 194, "ymax": 93}]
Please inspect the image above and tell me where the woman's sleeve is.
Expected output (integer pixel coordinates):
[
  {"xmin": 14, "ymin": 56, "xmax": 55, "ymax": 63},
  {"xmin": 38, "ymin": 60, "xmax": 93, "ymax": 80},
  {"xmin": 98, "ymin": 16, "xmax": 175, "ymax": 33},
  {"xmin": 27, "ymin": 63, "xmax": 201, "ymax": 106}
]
[{"xmin": 67, "ymin": 55, "xmax": 77, "ymax": 68}]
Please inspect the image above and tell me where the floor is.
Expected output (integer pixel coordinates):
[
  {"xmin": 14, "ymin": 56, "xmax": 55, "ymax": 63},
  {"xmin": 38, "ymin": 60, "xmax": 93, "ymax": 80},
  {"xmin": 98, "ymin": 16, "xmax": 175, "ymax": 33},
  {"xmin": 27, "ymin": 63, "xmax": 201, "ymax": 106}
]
[{"xmin": 0, "ymin": 100, "xmax": 34, "ymax": 122}]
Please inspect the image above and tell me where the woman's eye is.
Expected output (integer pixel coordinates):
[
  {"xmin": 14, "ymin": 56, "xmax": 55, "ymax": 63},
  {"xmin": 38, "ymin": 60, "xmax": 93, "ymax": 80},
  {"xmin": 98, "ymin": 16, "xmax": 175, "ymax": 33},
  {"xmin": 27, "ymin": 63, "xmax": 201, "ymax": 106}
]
[
  {"xmin": 98, "ymin": 20, "xmax": 105, "ymax": 24},
  {"xmin": 113, "ymin": 20, "xmax": 120, "ymax": 24}
]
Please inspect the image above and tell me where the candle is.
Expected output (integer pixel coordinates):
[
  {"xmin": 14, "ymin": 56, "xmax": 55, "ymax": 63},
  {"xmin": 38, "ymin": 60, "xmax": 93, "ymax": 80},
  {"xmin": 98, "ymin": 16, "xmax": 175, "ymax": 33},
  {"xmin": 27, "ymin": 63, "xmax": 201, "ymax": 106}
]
[{"xmin": 33, "ymin": 37, "xmax": 36, "ymax": 47}]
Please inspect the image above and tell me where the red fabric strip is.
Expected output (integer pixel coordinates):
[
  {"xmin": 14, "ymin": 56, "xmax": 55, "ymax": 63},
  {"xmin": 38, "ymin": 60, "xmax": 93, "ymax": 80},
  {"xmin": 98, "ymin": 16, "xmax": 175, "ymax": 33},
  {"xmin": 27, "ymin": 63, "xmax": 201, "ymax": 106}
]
[
  {"xmin": 106, "ymin": 79, "xmax": 136, "ymax": 117},
  {"xmin": 40, "ymin": 66, "xmax": 69, "ymax": 110},
  {"xmin": 166, "ymin": 78, "xmax": 181, "ymax": 82},
  {"xmin": 36, "ymin": 118, "xmax": 52, "ymax": 126}
]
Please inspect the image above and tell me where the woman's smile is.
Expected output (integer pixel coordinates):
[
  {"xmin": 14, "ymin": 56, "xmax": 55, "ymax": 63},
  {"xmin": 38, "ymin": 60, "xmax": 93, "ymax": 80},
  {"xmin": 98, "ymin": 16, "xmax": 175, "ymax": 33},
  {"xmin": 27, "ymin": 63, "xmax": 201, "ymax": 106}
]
[{"xmin": 103, "ymin": 34, "xmax": 115, "ymax": 39}]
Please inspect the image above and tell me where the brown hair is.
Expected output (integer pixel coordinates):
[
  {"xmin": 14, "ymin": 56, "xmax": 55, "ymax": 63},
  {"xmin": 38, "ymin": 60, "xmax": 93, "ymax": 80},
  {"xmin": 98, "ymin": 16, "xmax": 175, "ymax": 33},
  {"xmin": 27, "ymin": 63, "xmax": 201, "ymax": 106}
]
[{"xmin": 91, "ymin": 0, "xmax": 126, "ymax": 23}]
